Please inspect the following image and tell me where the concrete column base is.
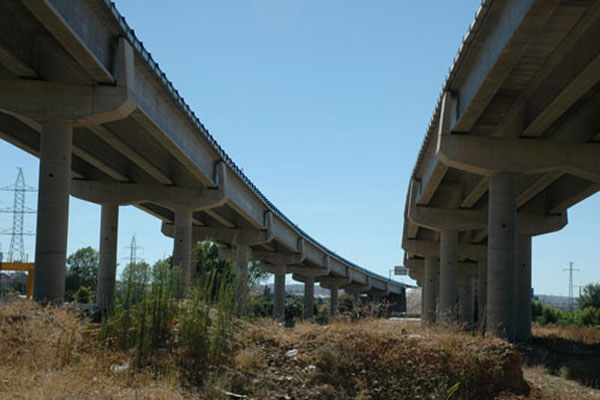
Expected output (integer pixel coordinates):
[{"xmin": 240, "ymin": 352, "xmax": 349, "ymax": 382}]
[
  {"xmin": 515, "ymin": 235, "xmax": 532, "ymax": 341},
  {"xmin": 423, "ymin": 256, "xmax": 438, "ymax": 325},
  {"xmin": 273, "ymin": 266, "xmax": 286, "ymax": 321},
  {"xmin": 478, "ymin": 259, "xmax": 488, "ymax": 327},
  {"xmin": 329, "ymin": 284, "xmax": 339, "ymax": 317},
  {"xmin": 96, "ymin": 203, "xmax": 119, "ymax": 309},
  {"xmin": 439, "ymin": 229, "xmax": 458, "ymax": 325},
  {"xmin": 487, "ymin": 172, "xmax": 517, "ymax": 342},
  {"xmin": 458, "ymin": 271, "xmax": 474, "ymax": 327},
  {"xmin": 33, "ymin": 122, "xmax": 73, "ymax": 304},
  {"xmin": 173, "ymin": 207, "xmax": 193, "ymax": 296},
  {"xmin": 304, "ymin": 276, "xmax": 315, "ymax": 319}
]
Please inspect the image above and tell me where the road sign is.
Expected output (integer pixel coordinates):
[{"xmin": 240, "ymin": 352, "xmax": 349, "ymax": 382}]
[{"xmin": 394, "ymin": 266, "xmax": 408, "ymax": 276}]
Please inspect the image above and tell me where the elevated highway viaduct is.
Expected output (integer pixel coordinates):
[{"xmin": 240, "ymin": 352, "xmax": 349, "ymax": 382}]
[
  {"xmin": 402, "ymin": 0, "xmax": 600, "ymax": 341},
  {"xmin": 0, "ymin": 0, "xmax": 404, "ymax": 316}
]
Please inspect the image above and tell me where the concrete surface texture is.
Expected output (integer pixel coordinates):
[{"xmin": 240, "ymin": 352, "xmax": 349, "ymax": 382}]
[
  {"xmin": 402, "ymin": 0, "xmax": 600, "ymax": 342},
  {"xmin": 0, "ymin": 0, "xmax": 405, "ymax": 314}
]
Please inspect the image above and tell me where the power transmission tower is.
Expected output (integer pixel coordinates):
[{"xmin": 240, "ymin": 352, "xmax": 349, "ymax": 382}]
[
  {"xmin": 562, "ymin": 262, "xmax": 580, "ymax": 312},
  {"xmin": 125, "ymin": 234, "xmax": 142, "ymax": 266},
  {"xmin": 0, "ymin": 168, "xmax": 36, "ymax": 262}
]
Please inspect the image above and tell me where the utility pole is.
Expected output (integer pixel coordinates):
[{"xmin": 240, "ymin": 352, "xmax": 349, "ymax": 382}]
[
  {"xmin": 125, "ymin": 234, "xmax": 140, "ymax": 267},
  {"xmin": 0, "ymin": 168, "xmax": 36, "ymax": 262},
  {"xmin": 562, "ymin": 262, "xmax": 580, "ymax": 312}
]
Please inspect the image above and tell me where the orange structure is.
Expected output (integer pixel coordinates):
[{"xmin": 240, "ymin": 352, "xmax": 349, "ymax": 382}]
[{"xmin": 0, "ymin": 262, "xmax": 34, "ymax": 299}]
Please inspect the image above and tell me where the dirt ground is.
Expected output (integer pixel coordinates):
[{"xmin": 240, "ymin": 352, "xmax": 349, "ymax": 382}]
[{"xmin": 1, "ymin": 300, "xmax": 599, "ymax": 399}]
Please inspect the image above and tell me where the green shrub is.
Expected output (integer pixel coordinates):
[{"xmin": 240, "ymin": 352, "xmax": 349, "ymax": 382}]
[
  {"xmin": 73, "ymin": 285, "xmax": 93, "ymax": 304},
  {"xmin": 100, "ymin": 258, "xmax": 237, "ymax": 381},
  {"xmin": 574, "ymin": 307, "xmax": 600, "ymax": 327}
]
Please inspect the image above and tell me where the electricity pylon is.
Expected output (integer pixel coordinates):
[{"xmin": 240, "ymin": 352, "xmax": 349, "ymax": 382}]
[
  {"xmin": 0, "ymin": 168, "xmax": 36, "ymax": 262},
  {"xmin": 563, "ymin": 262, "xmax": 580, "ymax": 312}
]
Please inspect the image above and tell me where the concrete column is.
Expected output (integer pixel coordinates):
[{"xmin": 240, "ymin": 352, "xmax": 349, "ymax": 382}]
[
  {"xmin": 304, "ymin": 276, "xmax": 315, "ymax": 319},
  {"xmin": 478, "ymin": 259, "xmax": 487, "ymax": 326},
  {"xmin": 515, "ymin": 234, "xmax": 532, "ymax": 341},
  {"xmin": 329, "ymin": 284, "xmax": 339, "ymax": 317},
  {"xmin": 487, "ymin": 172, "xmax": 517, "ymax": 342},
  {"xmin": 234, "ymin": 244, "xmax": 249, "ymax": 314},
  {"xmin": 458, "ymin": 271, "xmax": 474, "ymax": 327},
  {"xmin": 173, "ymin": 207, "xmax": 193, "ymax": 295},
  {"xmin": 423, "ymin": 256, "xmax": 438, "ymax": 325},
  {"xmin": 96, "ymin": 204, "xmax": 119, "ymax": 309},
  {"xmin": 439, "ymin": 229, "xmax": 458, "ymax": 324},
  {"xmin": 273, "ymin": 266, "xmax": 286, "ymax": 321},
  {"xmin": 33, "ymin": 122, "xmax": 73, "ymax": 304}
]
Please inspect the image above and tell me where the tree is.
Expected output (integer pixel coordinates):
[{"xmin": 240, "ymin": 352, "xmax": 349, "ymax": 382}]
[
  {"xmin": 193, "ymin": 242, "xmax": 269, "ymax": 299},
  {"xmin": 120, "ymin": 261, "xmax": 152, "ymax": 303},
  {"xmin": 65, "ymin": 247, "xmax": 99, "ymax": 301},
  {"xmin": 578, "ymin": 283, "xmax": 600, "ymax": 309},
  {"xmin": 248, "ymin": 260, "xmax": 268, "ymax": 288}
]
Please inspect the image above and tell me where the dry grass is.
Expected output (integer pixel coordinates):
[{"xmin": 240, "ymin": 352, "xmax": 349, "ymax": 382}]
[
  {"xmin": 218, "ymin": 319, "xmax": 528, "ymax": 399},
  {"xmin": 0, "ymin": 299, "xmax": 183, "ymax": 400},
  {"xmin": 13, "ymin": 299, "xmax": 599, "ymax": 399},
  {"xmin": 532, "ymin": 325, "xmax": 600, "ymax": 345}
]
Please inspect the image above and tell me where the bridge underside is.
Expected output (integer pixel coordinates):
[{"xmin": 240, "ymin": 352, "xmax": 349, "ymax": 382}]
[
  {"xmin": 0, "ymin": 0, "xmax": 405, "ymax": 315},
  {"xmin": 403, "ymin": 0, "xmax": 600, "ymax": 342}
]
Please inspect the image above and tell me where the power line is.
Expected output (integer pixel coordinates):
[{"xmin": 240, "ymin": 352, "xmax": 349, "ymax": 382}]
[
  {"xmin": 562, "ymin": 262, "xmax": 580, "ymax": 312},
  {"xmin": 124, "ymin": 234, "xmax": 142, "ymax": 266},
  {"xmin": 0, "ymin": 168, "xmax": 36, "ymax": 262}
]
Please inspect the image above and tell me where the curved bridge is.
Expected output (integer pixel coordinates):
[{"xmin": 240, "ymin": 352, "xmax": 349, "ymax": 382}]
[
  {"xmin": 0, "ymin": 0, "xmax": 404, "ymax": 315},
  {"xmin": 402, "ymin": 0, "xmax": 600, "ymax": 341}
]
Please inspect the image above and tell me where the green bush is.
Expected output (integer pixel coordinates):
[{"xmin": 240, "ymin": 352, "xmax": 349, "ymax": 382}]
[
  {"xmin": 248, "ymin": 295, "xmax": 272, "ymax": 318},
  {"xmin": 100, "ymin": 258, "xmax": 237, "ymax": 381},
  {"xmin": 73, "ymin": 285, "xmax": 93, "ymax": 304},
  {"xmin": 574, "ymin": 306, "xmax": 600, "ymax": 327}
]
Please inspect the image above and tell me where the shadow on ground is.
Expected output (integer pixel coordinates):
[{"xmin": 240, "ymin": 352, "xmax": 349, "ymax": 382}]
[{"xmin": 519, "ymin": 335, "xmax": 600, "ymax": 389}]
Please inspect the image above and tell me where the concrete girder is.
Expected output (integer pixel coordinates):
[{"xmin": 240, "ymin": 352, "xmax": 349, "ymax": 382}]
[
  {"xmin": 88, "ymin": 124, "xmax": 173, "ymax": 185},
  {"xmin": 408, "ymin": 189, "xmax": 567, "ymax": 235},
  {"xmin": 288, "ymin": 256, "xmax": 330, "ymax": 278},
  {"xmin": 414, "ymin": 92, "xmax": 456, "ymax": 206},
  {"xmin": 403, "ymin": 239, "xmax": 486, "ymax": 260},
  {"xmin": 461, "ymin": 176, "xmax": 490, "ymax": 209},
  {"xmin": 71, "ymin": 161, "xmax": 227, "ymax": 209},
  {"xmin": 162, "ymin": 219, "xmax": 273, "ymax": 248},
  {"xmin": 0, "ymin": 41, "xmax": 37, "ymax": 78},
  {"xmin": 20, "ymin": 0, "xmax": 115, "ymax": 83},
  {"xmin": 437, "ymin": 133, "xmax": 600, "ymax": 182},
  {"xmin": 0, "ymin": 37, "xmax": 134, "ymax": 125},
  {"xmin": 252, "ymin": 245, "xmax": 305, "ymax": 269},
  {"xmin": 452, "ymin": 0, "xmax": 562, "ymax": 133},
  {"xmin": 492, "ymin": 1, "xmax": 600, "ymax": 140}
]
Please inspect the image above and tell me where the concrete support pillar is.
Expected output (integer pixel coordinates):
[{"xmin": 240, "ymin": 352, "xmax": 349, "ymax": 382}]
[
  {"xmin": 487, "ymin": 172, "xmax": 517, "ymax": 342},
  {"xmin": 173, "ymin": 207, "xmax": 193, "ymax": 295},
  {"xmin": 33, "ymin": 122, "xmax": 73, "ymax": 304},
  {"xmin": 273, "ymin": 266, "xmax": 286, "ymax": 321},
  {"xmin": 304, "ymin": 276, "xmax": 315, "ymax": 319},
  {"xmin": 329, "ymin": 284, "xmax": 339, "ymax": 317},
  {"xmin": 423, "ymin": 256, "xmax": 438, "ymax": 325},
  {"xmin": 515, "ymin": 234, "xmax": 532, "ymax": 342},
  {"xmin": 234, "ymin": 244, "xmax": 249, "ymax": 314},
  {"xmin": 478, "ymin": 259, "xmax": 487, "ymax": 326},
  {"xmin": 458, "ymin": 271, "xmax": 474, "ymax": 327},
  {"xmin": 96, "ymin": 204, "xmax": 119, "ymax": 309},
  {"xmin": 439, "ymin": 229, "xmax": 458, "ymax": 324}
]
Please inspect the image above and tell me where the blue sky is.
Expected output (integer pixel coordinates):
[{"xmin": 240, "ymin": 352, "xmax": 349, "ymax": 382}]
[{"xmin": 0, "ymin": 1, "xmax": 597, "ymax": 295}]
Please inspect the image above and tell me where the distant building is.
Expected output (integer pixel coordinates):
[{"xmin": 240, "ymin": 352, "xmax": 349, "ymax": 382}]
[{"xmin": 534, "ymin": 294, "xmax": 574, "ymax": 311}]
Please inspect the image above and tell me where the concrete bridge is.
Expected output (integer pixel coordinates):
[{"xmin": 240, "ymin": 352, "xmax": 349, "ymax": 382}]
[
  {"xmin": 0, "ymin": 0, "xmax": 404, "ymax": 317},
  {"xmin": 402, "ymin": 0, "xmax": 600, "ymax": 341}
]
